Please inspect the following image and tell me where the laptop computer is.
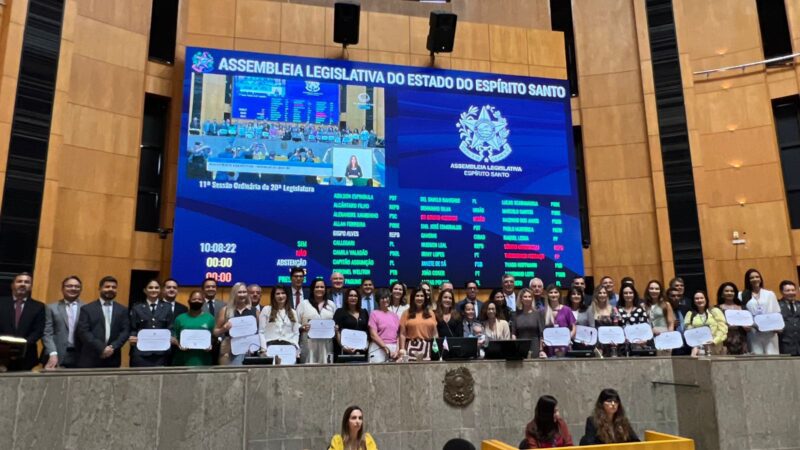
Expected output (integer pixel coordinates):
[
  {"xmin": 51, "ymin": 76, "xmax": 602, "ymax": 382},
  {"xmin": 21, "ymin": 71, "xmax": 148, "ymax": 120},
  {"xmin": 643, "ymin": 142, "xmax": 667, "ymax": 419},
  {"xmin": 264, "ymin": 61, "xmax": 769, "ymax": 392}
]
[
  {"xmin": 484, "ymin": 339, "xmax": 531, "ymax": 360},
  {"xmin": 436, "ymin": 337, "xmax": 479, "ymax": 361}
]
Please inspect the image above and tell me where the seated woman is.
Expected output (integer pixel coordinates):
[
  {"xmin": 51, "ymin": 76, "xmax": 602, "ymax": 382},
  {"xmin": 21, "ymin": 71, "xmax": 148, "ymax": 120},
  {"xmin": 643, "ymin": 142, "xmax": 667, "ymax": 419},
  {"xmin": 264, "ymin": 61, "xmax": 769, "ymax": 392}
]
[
  {"xmin": 511, "ymin": 288, "xmax": 548, "ymax": 359},
  {"xmin": 329, "ymin": 405, "xmax": 378, "ymax": 450},
  {"xmin": 399, "ymin": 287, "xmax": 438, "ymax": 361},
  {"xmin": 214, "ymin": 282, "xmax": 257, "ymax": 365},
  {"xmin": 543, "ymin": 284, "xmax": 576, "ymax": 357},
  {"xmin": 519, "ymin": 395, "xmax": 573, "ymax": 448},
  {"xmin": 579, "ymin": 388, "xmax": 640, "ymax": 445},
  {"xmin": 685, "ymin": 290, "xmax": 728, "ymax": 356},
  {"xmin": 259, "ymin": 285, "xmax": 300, "ymax": 361},
  {"xmin": 333, "ymin": 288, "xmax": 370, "ymax": 361},
  {"xmin": 481, "ymin": 299, "xmax": 511, "ymax": 340},
  {"xmin": 297, "ymin": 278, "xmax": 336, "ymax": 364},
  {"xmin": 367, "ymin": 289, "xmax": 400, "ymax": 362},
  {"xmin": 435, "ymin": 288, "xmax": 463, "ymax": 338}
]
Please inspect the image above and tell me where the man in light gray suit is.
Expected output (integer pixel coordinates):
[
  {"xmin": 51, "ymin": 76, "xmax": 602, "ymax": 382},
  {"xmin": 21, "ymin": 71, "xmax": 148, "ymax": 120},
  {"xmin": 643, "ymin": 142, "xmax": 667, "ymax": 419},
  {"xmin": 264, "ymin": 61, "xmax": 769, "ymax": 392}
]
[{"xmin": 42, "ymin": 275, "xmax": 85, "ymax": 369}]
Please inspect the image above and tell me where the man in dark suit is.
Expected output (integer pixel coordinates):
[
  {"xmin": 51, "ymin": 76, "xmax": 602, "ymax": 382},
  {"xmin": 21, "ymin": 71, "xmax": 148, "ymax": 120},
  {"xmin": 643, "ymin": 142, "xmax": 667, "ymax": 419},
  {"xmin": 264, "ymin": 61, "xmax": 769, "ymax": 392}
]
[
  {"xmin": 75, "ymin": 276, "xmax": 130, "ymax": 368},
  {"xmin": 0, "ymin": 272, "xmax": 45, "ymax": 371},
  {"xmin": 457, "ymin": 280, "xmax": 484, "ymax": 316},
  {"xmin": 42, "ymin": 275, "xmax": 85, "ymax": 369},
  {"xmin": 161, "ymin": 278, "xmax": 188, "ymax": 318},
  {"xmin": 161, "ymin": 278, "xmax": 186, "ymax": 366},
  {"xmin": 201, "ymin": 277, "xmax": 224, "ymax": 365},
  {"xmin": 201, "ymin": 278, "xmax": 224, "ymax": 318},
  {"xmin": 128, "ymin": 281, "xmax": 173, "ymax": 367},
  {"xmin": 289, "ymin": 267, "xmax": 310, "ymax": 309}
]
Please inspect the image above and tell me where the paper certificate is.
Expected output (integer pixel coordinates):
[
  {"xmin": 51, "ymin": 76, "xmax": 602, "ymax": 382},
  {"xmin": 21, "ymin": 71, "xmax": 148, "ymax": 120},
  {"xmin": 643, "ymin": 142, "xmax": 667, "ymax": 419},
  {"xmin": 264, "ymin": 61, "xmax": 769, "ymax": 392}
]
[
  {"xmin": 724, "ymin": 309, "xmax": 754, "ymax": 327},
  {"xmin": 684, "ymin": 326, "xmax": 713, "ymax": 347},
  {"xmin": 654, "ymin": 331, "xmax": 684, "ymax": 350},
  {"xmin": 340, "ymin": 329, "xmax": 368, "ymax": 350},
  {"xmin": 308, "ymin": 319, "xmax": 335, "ymax": 339},
  {"xmin": 543, "ymin": 327, "xmax": 571, "ymax": 347},
  {"xmin": 574, "ymin": 325, "xmax": 598, "ymax": 346},
  {"xmin": 136, "ymin": 329, "xmax": 171, "ymax": 352},
  {"xmin": 180, "ymin": 329, "xmax": 212, "ymax": 350},
  {"xmin": 624, "ymin": 323, "xmax": 654, "ymax": 343},
  {"xmin": 598, "ymin": 326, "xmax": 626, "ymax": 345},
  {"xmin": 228, "ymin": 315, "xmax": 258, "ymax": 338},
  {"xmin": 231, "ymin": 334, "xmax": 261, "ymax": 355},
  {"xmin": 266, "ymin": 345, "xmax": 298, "ymax": 365},
  {"xmin": 754, "ymin": 313, "xmax": 785, "ymax": 332}
]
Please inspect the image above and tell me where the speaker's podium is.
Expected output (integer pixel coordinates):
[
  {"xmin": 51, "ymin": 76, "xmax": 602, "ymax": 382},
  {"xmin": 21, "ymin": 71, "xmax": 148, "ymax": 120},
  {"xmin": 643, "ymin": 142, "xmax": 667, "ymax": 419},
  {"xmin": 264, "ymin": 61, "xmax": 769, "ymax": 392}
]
[{"xmin": 481, "ymin": 431, "xmax": 695, "ymax": 450}]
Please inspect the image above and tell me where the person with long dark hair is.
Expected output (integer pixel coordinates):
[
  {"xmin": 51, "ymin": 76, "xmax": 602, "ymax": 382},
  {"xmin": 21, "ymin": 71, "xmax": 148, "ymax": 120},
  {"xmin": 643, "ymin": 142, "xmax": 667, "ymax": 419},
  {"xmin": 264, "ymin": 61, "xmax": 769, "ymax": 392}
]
[
  {"xmin": 388, "ymin": 281, "xmax": 409, "ymax": 319},
  {"xmin": 716, "ymin": 282, "xmax": 748, "ymax": 355},
  {"xmin": 328, "ymin": 405, "xmax": 377, "ymax": 450},
  {"xmin": 520, "ymin": 395, "xmax": 573, "ymax": 448},
  {"xmin": 297, "ymin": 278, "xmax": 336, "ymax": 363},
  {"xmin": 685, "ymin": 290, "xmax": 727, "ymax": 356},
  {"xmin": 489, "ymin": 287, "xmax": 513, "ymax": 321},
  {"xmin": 481, "ymin": 299, "xmax": 511, "ymax": 340},
  {"xmin": 345, "ymin": 155, "xmax": 362, "ymax": 179},
  {"xmin": 435, "ymin": 288, "xmax": 462, "ymax": 338},
  {"xmin": 259, "ymin": 285, "xmax": 300, "ymax": 357},
  {"xmin": 741, "ymin": 268, "xmax": 781, "ymax": 355},
  {"xmin": 579, "ymin": 388, "xmax": 639, "ymax": 445},
  {"xmin": 334, "ymin": 288, "xmax": 370, "ymax": 359},
  {"xmin": 398, "ymin": 287, "xmax": 438, "ymax": 361}
]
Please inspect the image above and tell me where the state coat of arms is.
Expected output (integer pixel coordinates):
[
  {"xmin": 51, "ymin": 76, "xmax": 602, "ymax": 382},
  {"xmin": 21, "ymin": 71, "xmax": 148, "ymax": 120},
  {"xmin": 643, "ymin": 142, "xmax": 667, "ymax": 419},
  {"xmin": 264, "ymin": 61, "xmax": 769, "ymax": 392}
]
[{"xmin": 456, "ymin": 105, "xmax": 512, "ymax": 163}]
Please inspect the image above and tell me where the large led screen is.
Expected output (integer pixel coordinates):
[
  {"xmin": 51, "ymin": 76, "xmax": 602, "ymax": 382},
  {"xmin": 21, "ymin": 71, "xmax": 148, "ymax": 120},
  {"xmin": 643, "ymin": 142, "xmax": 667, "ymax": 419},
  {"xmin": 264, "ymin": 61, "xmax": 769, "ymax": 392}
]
[{"xmin": 173, "ymin": 48, "xmax": 583, "ymax": 287}]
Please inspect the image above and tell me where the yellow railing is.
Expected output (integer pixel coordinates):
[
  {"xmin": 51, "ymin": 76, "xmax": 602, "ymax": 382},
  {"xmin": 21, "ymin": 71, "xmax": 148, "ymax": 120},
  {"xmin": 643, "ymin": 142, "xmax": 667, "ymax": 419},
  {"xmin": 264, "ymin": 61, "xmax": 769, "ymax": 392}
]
[{"xmin": 482, "ymin": 430, "xmax": 694, "ymax": 450}]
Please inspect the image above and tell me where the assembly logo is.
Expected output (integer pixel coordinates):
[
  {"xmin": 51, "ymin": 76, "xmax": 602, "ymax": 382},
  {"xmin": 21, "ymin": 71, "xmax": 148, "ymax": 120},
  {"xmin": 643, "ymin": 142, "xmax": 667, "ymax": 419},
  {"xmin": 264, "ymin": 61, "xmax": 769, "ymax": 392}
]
[
  {"xmin": 304, "ymin": 81, "xmax": 322, "ymax": 95},
  {"xmin": 191, "ymin": 51, "xmax": 215, "ymax": 73},
  {"xmin": 456, "ymin": 105, "xmax": 512, "ymax": 163}
]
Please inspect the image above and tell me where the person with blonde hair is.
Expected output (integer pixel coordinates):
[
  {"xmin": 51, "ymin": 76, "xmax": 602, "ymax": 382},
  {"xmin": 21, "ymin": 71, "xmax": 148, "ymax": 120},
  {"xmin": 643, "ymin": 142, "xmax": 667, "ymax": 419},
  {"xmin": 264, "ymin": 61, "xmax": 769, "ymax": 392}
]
[{"xmin": 213, "ymin": 282, "xmax": 256, "ymax": 365}]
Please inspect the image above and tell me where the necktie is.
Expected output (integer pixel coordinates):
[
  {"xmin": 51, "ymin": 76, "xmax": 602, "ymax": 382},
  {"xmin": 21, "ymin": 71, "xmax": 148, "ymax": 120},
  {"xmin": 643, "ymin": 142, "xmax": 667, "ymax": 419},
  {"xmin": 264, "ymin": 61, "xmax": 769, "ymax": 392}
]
[
  {"xmin": 14, "ymin": 299, "xmax": 24, "ymax": 328},
  {"xmin": 103, "ymin": 302, "xmax": 112, "ymax": 343},
  {"xmin": 791, "ymin": 302, "xmax": 796, "ymax": 315},
  {"xmin": 66, "ymin": 302, "xmax": 76, "ymax": 345},
  {"xmin": 208, "ymin": 300, "xmax": 215, "ymax": 317},
  {"xmin": 150, "ymin": 303, "xmax": 157, "ymax": 315},
  {"xmin": 295, "ymin": 289, "xmax": 302, "ymax": 308}
]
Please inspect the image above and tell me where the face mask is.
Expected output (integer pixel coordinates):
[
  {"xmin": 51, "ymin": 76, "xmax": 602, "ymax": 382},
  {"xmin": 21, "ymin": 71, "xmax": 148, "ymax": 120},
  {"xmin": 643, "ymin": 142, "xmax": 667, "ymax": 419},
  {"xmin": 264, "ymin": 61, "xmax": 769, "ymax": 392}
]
[{"xmin": 189, "ymin": 302, "xmax": 204, "ymax": 311}]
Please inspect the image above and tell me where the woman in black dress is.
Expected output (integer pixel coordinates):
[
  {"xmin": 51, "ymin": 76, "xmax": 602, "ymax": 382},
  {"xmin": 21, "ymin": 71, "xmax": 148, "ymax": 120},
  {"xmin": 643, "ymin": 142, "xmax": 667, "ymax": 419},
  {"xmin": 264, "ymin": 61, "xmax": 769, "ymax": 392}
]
[
  {"xmin": 333, "ymin": 288, "xmax": 370, "ymax": 361},
  {"xmin": 435, "ymin": 288, "xmax": 462, "ymax": 338}
]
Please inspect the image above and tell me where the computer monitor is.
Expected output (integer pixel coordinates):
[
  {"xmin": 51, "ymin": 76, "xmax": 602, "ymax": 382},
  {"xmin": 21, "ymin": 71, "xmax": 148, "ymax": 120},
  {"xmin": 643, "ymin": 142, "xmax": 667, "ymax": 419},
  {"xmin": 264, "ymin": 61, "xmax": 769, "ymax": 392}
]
[
  {"xmin": 436, "ymin": 337, "xmax": 479, "ymax": 361},
  {"xmin": 484, "ymin": 339, "xmax": 531, "ymax": 360}
]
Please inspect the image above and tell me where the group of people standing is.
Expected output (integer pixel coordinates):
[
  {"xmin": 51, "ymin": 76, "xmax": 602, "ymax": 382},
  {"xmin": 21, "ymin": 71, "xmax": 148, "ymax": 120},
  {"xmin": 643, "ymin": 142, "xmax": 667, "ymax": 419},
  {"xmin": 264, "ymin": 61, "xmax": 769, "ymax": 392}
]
[{"xmin": 1, "ymin": 266, "xmax": 799, "ymax": 371}]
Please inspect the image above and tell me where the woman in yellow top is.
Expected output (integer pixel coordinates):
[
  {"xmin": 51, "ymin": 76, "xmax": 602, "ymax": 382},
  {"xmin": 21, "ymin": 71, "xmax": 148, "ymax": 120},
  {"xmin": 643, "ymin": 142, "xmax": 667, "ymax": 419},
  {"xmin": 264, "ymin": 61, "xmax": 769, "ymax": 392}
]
[
  {"xmin": 685, "ymin": 290, "xmax": 728, "ymax": 356},
  {"xmin": 329, "ymin": 405, "xmax": 378, "ymax": 450}
]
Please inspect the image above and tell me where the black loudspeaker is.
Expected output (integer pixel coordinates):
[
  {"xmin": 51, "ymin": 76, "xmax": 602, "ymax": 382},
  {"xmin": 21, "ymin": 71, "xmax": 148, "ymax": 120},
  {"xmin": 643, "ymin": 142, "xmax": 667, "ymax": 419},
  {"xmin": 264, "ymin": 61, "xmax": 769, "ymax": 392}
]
[
  {"xmin": 333, "ymin": 2, "xmax": 360, "ymax": 46},
  {"xmin": 426, "ymin": 11, "xmax": 458, "ymax": 53}
]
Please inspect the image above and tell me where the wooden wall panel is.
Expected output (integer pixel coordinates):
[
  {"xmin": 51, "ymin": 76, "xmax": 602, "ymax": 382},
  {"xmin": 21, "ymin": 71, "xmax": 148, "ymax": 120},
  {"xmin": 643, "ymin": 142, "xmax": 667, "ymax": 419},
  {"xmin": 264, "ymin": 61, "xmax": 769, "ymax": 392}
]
[
  {"xmin": 673, "ymin": 0, "xmax": 799, "ymax": 292},
  {"xmin": 573, "ymin": 0, "xmax": 662, "ymax": 281}
]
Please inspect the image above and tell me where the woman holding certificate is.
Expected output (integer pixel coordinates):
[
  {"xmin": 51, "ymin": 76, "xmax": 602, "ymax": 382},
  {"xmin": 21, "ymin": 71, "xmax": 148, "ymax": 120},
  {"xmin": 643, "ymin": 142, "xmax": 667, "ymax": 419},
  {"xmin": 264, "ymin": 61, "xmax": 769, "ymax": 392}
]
[
  {"xmin": 367, "ymin": 289, "xmax": 400, "ymax": 362},
  {"xmin": 334, "ymin": 288, "xmax": 370, "ymax": 360},
  {"xmin": 171, "ymin": 291, "xmax": 215, "ymax": 366},
  {"xmin": 214, "ymin": 282, "xmax": 258, "ymax": 365},
  {"xmin": 259, "ymin": 285, "xmax": 301, "ymax": 359},
  {"xmin": 543, "ymin": 284, "xmax": 576, "ymax": 357},
  {"xmin": 742, "ymin": 268, "xmax": 781, "ymax": 355},
  {"xmin": 399, "ymin": 287, "xmax": 438, "ymax": 361},
  {"xmin": 685, "ymin": 290, "xmax": 727, "ymax": 355},
  {"xmin": 297, "ymin": 279, "xmax": 336, "ymax": 364},
  {"xmin": 716, "ymin": 282, "xmax": 748, "ymax": 355}
]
